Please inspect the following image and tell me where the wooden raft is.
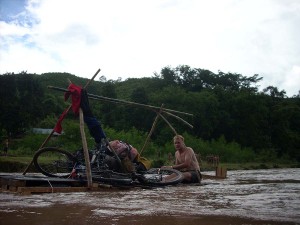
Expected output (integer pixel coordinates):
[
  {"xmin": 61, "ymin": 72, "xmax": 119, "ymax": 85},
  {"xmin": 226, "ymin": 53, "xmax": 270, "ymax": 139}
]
[
  {"xmin": 0, "ymin": 167, "xmax": 227, "ymax": 194},
  {"xmin": 0, "ymin": 173, "xmax": 112, "ymax": 194}
]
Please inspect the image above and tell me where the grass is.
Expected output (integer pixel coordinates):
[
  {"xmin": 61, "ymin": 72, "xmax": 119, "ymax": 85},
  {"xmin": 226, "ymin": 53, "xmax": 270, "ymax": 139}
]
[
  {"xmin": 0, "ymin": 155, "xmax": 34, "ymax": 164},
  {"xmin": 0, "ymin": 155, "xmax": 38, "ymax": 173}
]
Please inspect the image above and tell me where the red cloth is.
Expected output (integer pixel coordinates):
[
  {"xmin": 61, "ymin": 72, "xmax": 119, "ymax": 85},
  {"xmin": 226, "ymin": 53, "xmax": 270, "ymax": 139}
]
[
  {"xmin": 53, "ymin": 84, "xmax": 82, "ymax": 134},
  {"xmin": 53, "ymin": 108, "xmax": 69, "ymax": 134},
  {"xmin": 64, "ymin": 84, "xmax": 82, "ymax": 115}
]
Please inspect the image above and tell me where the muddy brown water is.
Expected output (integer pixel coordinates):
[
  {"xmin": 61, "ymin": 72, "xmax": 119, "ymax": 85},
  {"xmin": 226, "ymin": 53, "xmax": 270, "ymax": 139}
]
[{"xmin": 0, "ymin": 168, "xmax": 299, "ymax": 225}]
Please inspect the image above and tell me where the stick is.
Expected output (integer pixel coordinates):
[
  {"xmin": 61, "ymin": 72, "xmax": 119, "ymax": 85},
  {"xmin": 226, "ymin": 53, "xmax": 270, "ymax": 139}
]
[
  {"xmin": 140, "ymin": 104, "xmax": 164, "ymax": 156},
  {"xmin": 79, "ymin": 108, "xmax": 93, "ymax": 188},
  {"xmin": 159, "ymin": 114, "xmax": 178, "ymax": 135},
  {"xmin": 162, "ymin": 111, "xmax": 194, "ymax": 129},
  {"xmin": 84, "ymin": 68, "xmax": 100, "ymax": 88},
  {"xmin": 22, "ymin": 69, "xmax": 101, "ymax": 175},
  {"xmin": 87, "ymin": 94, "xmax": 193, "ymax": 116},
  {"xmin": 47, "ymin": 86, "xmax": 193, "ymax": 116}
]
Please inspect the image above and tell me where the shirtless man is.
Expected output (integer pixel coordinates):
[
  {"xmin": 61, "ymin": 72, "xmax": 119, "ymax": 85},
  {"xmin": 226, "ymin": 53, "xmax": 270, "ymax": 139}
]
[{"xmin": 163, "ymin": 135, "xmax": 201, "ymax": 183}]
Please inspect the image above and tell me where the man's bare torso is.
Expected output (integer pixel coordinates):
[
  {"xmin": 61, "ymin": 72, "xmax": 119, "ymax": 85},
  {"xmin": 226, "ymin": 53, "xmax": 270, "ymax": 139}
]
[{"xmin": 175, "ymin": 147, "xmax": 200, "ymax": 171}]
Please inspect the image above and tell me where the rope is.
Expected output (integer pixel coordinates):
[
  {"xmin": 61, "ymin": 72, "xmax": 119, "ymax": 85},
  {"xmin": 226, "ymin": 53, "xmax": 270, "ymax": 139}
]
[{"xmin": 46, "ymin": 179, "xmax": 54, "ymax": 193}]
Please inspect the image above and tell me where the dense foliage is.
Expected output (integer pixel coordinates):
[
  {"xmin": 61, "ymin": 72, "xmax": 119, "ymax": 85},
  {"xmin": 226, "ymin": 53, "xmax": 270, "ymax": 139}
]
[{"xmin": 0, "ymin": 65, "xmax": 299, "ymax": 163}]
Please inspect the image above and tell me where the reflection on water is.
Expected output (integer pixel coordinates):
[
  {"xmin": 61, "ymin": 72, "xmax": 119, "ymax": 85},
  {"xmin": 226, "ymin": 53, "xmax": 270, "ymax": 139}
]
[{"xmin": 0, "ymin": 168, "xmax": 299, "ymax": 225}]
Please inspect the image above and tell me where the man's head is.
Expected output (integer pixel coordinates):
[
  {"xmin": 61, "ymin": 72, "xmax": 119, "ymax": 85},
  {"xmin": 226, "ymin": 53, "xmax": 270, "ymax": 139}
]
[{"xmin": 173, "ymin": 135, "xmax": 185, "ymax": 150}]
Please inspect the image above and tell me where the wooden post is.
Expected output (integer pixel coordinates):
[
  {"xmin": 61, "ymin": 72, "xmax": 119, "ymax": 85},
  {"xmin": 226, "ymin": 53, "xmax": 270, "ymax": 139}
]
[
  {"xmin": 79, "ymin": 108, "xmax": 93, "ymax": 188},
  {"xmin": 216, "ymin": 166, "xmax": 227, "ymax": 178}
]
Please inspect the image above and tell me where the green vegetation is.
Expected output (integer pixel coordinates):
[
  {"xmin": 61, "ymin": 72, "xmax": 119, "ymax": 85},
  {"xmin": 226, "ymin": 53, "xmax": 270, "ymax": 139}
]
[
  {"xmin": 1, "ymin": 121, "xmax": 298, "ymax": 172},
  {"xmin": 0, "ymin": 65, "xmax": 299, "ymax": 172}
]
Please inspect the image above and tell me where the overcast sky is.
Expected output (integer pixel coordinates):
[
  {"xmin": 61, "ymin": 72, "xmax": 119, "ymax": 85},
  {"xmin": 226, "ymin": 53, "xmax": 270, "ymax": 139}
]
[{"xmin": 0, "ymin": 0, "xmax": 299, "ymax": 96}]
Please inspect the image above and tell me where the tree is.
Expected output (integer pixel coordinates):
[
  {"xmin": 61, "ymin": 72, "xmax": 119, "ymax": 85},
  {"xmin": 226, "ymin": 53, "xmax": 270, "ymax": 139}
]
[
  {"xmin": 159, "ymin": 66, "xmax": 177, "ymax": 84},
  {"xmin": 271, "ymin": 100, "xmax": 300, "ymax": 160},
  {"xmin": 0, "ymin": 72, "xmax": 44, "ymax": 136},
  {"xmin": 16, "ymin": 73, "xmax": 45, "ymax": 125},
  {"xmin": 0, "ymin": 74, "xmax": 24, "ymax": 135},
  {"xmin": 263, "ymin": 86, "xmax": 286, "ymax": 98},
  {"xmin": 229, "ymin": 92, "xmax": 270, "ymax": 149},
  {"xmin": 128, "ymin": 87, "xmax": 152, "ymax": 131},
  {"xmin": 96, "ymin": 81, "xmax": 118, "ymax": 127}
]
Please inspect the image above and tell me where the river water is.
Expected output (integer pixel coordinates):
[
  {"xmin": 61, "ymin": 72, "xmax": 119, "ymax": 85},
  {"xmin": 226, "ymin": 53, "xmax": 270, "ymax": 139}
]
[{"xmin": 0, "ymin": 168, "xmax": 299, "ymax": 225}]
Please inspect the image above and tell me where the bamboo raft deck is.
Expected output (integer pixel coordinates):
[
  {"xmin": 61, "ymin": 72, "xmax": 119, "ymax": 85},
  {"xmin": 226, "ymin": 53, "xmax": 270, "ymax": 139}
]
[
  {"xmin": 0, "ymin": 167, "xmax": 227, "ymax": 194},
  {"xmin": 0, "ymin": 173, "xmax": 114, "ymax": 194}
]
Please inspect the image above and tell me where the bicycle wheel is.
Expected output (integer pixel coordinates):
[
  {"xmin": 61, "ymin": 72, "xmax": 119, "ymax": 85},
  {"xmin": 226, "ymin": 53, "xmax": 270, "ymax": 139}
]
[
  {"xmin": 141, "ymin": 168, "xmax": 183, "ymax": 186},
  {"xmin": 33, "ymin": 147, "xmax": 77, "ymax": 178}
]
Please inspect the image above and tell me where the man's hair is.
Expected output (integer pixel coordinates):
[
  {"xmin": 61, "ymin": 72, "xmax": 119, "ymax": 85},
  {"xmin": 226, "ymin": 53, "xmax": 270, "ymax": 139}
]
[{"xmin": 174, "ymin": 135, "xmax": 184, "ymax": 142}]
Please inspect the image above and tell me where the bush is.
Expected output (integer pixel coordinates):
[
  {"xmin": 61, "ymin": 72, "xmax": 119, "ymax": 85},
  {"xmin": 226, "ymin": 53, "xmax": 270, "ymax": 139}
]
[
  {"xmin": 11, "ymin": 134, "xmax": 49, "ymax": 155},
  {"xmin": 173, "ymin": 133, "xmax": 257, "ymax": 163},
  {"xmin": 255, "ymin": 149, "xmax": 277, "ymax": 163},
  {"xmin": 9, "ymin": 120, "xmax": 291, "ymax": 167}
]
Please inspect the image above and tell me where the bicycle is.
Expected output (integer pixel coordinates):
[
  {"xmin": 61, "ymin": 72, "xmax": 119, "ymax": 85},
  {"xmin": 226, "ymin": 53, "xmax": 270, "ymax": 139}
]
[{"xmin": 32, "ymin": 143, "xmax": 183, "ymax": 187}]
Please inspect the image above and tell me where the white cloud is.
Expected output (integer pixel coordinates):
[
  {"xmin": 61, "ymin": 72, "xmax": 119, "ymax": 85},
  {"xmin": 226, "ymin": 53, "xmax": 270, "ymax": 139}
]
[
  {"xmin": 281, "ymin": 65, "xmax": 300, "ymax": 96},
  {"xmin": 0, "ymin": 0, "xmax": 299, "ymax": 96}
]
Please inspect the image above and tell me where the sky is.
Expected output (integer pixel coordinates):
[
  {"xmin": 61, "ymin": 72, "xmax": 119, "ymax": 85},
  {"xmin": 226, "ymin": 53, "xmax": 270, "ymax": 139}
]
[{"xmin": 0, "ymin": 0, "xmax": 299, "ymax": 96}]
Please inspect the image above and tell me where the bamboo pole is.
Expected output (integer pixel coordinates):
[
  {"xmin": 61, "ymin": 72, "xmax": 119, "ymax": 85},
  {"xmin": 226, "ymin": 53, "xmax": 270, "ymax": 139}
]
[
  {"xmin": 87, "ymin": 94, "xmax": 193, "ymax": 116},
  {"xmin": 140, "ymin": 104, "xmax": 164, "ymax": 156},
  {"xmin": 79, "ymin": 108, "xmax": 93, "ymax": 188},
  {"xmin": 22, "ymin": 69, "xmax": 101, "ymax": 175},
  {"xmin": 47, "ymin": 86, "xmax": 193, "ymax": 117},
  {"xmin": 162, "ymin": 111, "xmax": 194, "ymax": 129},
  {"xmin": 159, "ymin": 114, "xmax": 178, "ymax": 135},
  {"xmin": 84, "ymin": 69, "xmax": 100, "ymax": 88}
]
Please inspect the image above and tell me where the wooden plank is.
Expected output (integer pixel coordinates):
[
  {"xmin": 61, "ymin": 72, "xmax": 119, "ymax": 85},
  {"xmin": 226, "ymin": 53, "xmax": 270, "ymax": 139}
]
[
  {"xmin": 0, "ymin": 173, "xmax": 121, "ymax": 194},
  {"xmin": 1, "ymin": 176, "xmax": 83, "ymax": 194},
  {"xmin": 0, "ymin": 177, "xmax": 8, "ymax": 186},
  {"xmin": 8, "ymin": 179, "xmax": 26, "ymax": 187},
  {"xmin": 1, "ymin": 184, "xmax": 8, "ymax": 190},
  {"xmin": 17, "ymin": 184, "xmax": 113, "ymax": 194},
  {"xmin": 17, "ymin": 186, "xmax": 90, "ymax": 194},
  {"xmin": 0, "ymin": 176, "xmax": 10, "ymax": 190},
  {"xmin": 0, "ymin": 176, "xmax": 24, "ymax": 191}
]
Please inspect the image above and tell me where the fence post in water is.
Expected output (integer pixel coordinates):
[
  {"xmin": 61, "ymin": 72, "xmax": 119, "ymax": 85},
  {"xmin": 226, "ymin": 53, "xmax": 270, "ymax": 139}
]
[{"xmin": 216, "ymin": 166, "xmax": 227, "ymax": 178}]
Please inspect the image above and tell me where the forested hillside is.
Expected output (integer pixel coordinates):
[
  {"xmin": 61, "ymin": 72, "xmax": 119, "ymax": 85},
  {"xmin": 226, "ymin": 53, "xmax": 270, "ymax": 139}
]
[{"xmin": 0, "ymin": 65, "xmax": 299, "ymax": 162}]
